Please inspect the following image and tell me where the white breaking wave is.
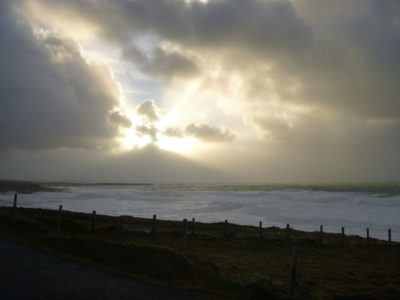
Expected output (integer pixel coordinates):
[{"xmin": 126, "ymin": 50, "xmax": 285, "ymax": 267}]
[{"xmin": 0, "ymin": 184, "xmax": 399, "ymax": 241}]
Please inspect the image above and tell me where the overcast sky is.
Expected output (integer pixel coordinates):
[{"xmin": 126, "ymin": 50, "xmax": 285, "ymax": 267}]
[{"xmin": 1, "ymin": 0, "xmax": 400, "ymax": 183}]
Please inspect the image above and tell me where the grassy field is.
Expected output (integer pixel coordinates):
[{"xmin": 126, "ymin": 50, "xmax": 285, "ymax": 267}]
[{"xmin": 0, "ymin": 206, "xmax": 399, "ymax": 299}]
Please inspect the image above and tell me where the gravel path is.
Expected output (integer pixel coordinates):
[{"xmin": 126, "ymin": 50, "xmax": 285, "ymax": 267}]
[{"xmin": 0, "ymin": 239, "xmax": 194, "ymax": 300}]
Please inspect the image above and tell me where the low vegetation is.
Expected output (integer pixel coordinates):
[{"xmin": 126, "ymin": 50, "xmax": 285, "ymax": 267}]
[{"xmin": 0, "ymin": 206, "xmax": 399, "ymax": 299}]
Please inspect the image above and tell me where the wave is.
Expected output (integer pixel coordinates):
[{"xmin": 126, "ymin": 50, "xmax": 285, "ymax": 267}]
[{"xmin": 1, "ymin": 183, "xmax": 399, "ymax": 241}]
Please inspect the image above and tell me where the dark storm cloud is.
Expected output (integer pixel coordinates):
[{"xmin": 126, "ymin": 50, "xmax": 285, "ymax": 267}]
[
  {"xmin": 5, "ymin": 0, "xmax": 400, "ymax": 181},
  {"xmin": 38, "ymin": 0, "xmax": 400, "ymax": 120},
  {"xmin": 123, "ymin": 45, "xmax": 199, "ymax": 80},
  {"xmin": 38, "ymin": 0, "xmax": 311, "ymax": 79},
  {"xmin": 0, "ymin": 1, "xmax": 128, "ymax": 151},
  {"xmin": 285, "ymin": 0, "xmax": 400, "ymax": 120},
  {"xmin": 50, "ymin": 0, "xmax": 310, "ymax": 46},
  {"xmin": 45, "ymin": 0, "xmax": 400, "ymax": 145},
  {"xmin": 239, "ymin": 0, "xmax": 400, "ymax": 145}
]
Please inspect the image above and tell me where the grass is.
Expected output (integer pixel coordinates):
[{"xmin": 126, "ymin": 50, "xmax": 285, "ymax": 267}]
[{"xmin": 0, "ymin": 206, "xmax": 399, "ymax": 299}]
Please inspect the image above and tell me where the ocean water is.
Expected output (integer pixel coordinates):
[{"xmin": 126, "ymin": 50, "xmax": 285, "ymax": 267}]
[{"xmin": 0, "ymin": 183, "xmax": 399, "ymax": 241}]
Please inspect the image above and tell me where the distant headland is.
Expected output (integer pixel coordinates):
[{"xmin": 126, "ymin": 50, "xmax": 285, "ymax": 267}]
[{"xmin": 0, "ymin": 180, "xmax": 59, "ymax": 194}]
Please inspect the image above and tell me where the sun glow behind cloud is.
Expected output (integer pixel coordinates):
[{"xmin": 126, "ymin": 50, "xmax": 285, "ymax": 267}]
[
  {"xmin": 22, "ymin": 0, "xmax": 305, "ymax": 160},
  {"xmin": 20, "ymin": 0, "xmax": 244, "ymax": 156},
  {"xmin": 1, "ymin": 0, "xmax": 400, "ymax": 183},
  {"xmin": 118, "ymin": 123, "xmax": 201, "ymax": 155},
  {"xmin": 118, "ymin": 103, "xmax": 202, "ymax": 154},
  {"xmin": 157, "ymin": 136, "xmax": 199, "ymax": 153}
]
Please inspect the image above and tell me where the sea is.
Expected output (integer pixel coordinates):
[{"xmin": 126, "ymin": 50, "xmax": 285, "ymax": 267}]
[{"xmin": 1, "ymin": 183, "xmax": 399, "ymax": 241}]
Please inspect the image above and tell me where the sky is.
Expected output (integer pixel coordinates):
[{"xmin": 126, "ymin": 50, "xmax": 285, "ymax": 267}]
[{"xmin": 1, "ymin": 0, "xmax": 400, "ymax": 183}]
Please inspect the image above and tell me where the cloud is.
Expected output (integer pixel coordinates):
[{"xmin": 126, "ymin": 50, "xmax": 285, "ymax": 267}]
[
  {"xmin": 32, "ymin": 0, "xmax": 311, "ymax": 79},
  {"xmin": 133, "ymin": 100, "xmax": 235, "ymax": 143},
  {"xmin": 0, "ymin": 146, "xmax": 225, "ymax": 183},
  {"xmin": 185, "ymin": 123, "xmax": 235, "ymax": 143},
  {"xmin": 136, "ymin": 100, "xmax": 160, "ymax": 123},
  {"xmin": 163, "ymin": 123, "xmax": 236, "ymax": 143},
  {"xmin": 33, "ymin": 0, "xmax": 400, "ymax": 121},
  {"xmin": 136, "ymin": 125, "xmax": 158, "ymax": 141},
  {"xmin": 109, "ymin": 111, "xmax": 132, "ymax": 128},
  {"xmin": 123, "ymin": 45, "xmax": 199, "ymax": 80},
  {"xmin": 163, "ymin": 127, "xmax": 184, "ymax": 138},
  {"xmin": 253, "ymin": 116, "xmax": 293, "ymax": 141},
  {"xmin": 134, "ymin": 100, "xmax": 160, "ymax": 141},
  {"xmin": 0, "ymin": 1, "xmax": 128, "ymax": 151},
  {"xmin": 4, "ymin": 0, "xmax": 400, "ymax": 181},
  {"xmin": 279, "ymin": 0, "xmax": 400, "ymax": 121}
]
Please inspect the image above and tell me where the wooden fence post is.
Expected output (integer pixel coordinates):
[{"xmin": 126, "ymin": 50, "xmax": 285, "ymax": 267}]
[
  {"xmin": 286, "ymin": 224, "xmax": 290, "ymax": 241},
  {"xmin": 57, "ymin": 205, "xmax": 63, "ymax": 233},
  {"xmin": 388, "ymin": 229, "xmax": 392, "ymax": 244},
  {"xmin": 289, "ymin": 248, "xmax": 298, "ymax": 295},
  {"xmin": 191, "ymin": 218, "xmax": 195, "ymax": 235},
  {"xmin": 366, "ymin": 228, "xmax": 369, "ymax": 245},
  {"xmin": 320, "ymin": 225, "xmax": 323, "ymax": 243},
  {"xmin": 224, "ymin": 220, "xmax": 228, "ymax": 237},
  {"xmin": 152, "ymin": 214, "xmax": 157, "ymax": 233},
  {"xmin": 341, "ymin": 227, "xmax": 345, "ymax": 245},
  {"xmin": 181, "ymin": 218, "xmax": 187, "ymax": 251},
  {"xmin": 91, "ymin": 210, "xmax": 96, "ymax": 232},
  {"xmin": 13, "ymin": 193, "xmax": 17, "ymax": 210},
  {"xmin": 259, "ymin": 221, "xmax": 262, "ymax": 238}
]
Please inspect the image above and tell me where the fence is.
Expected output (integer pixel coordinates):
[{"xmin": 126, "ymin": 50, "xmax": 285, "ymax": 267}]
[
  {"xmin": 4, "ymin": 192, "xmax": 399, "ymax": 296},
  {"xmin": 8, "ymin": 192, "xmax": 395, "ymax": 245}
]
